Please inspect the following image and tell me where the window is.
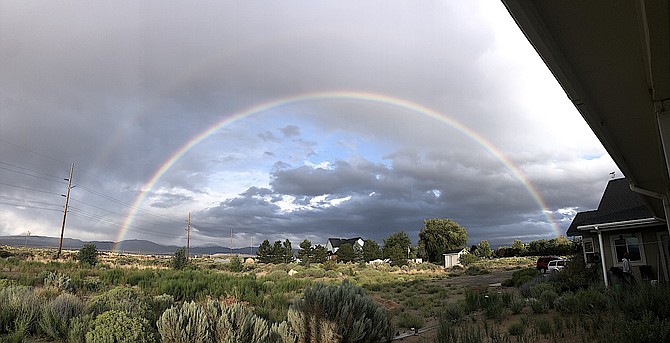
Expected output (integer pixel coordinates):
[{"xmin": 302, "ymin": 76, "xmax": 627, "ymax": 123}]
[
  {"xmin": 611, "ymin": 233, "xmax": 644, "ymax": 264},
  {"xmin": 583, "ymin": 237, "xmax": 599, "ymax": 263}
]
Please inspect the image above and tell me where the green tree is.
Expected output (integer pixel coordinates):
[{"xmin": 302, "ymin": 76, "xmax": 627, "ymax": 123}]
[
  {"xmin": 282, "ymin": 239, "xmax": 294, "ymax": 263},
  {"xmin": 336, "ymin": 243, "xmax": 356, "ymax": 263},
  {"xmin": 512, "ymin": 239, "xmax": 526, "ymax": 256},
  {"xmin": 78, "ymin": 243, "xmax": 98, "ymax": 266},
  {"xmin": 271, "ymin": 241, "xmax": 284, "ymax": 263},
  {"xmin": 171, "ymin": 247, "xmax": 188, "ymax": 270},
  {"xmin": 297, "ymin": 239, "xmax": 313, "ymax": 265},
  {"xmin": 362, "ymin": 239, "xmax": 382, "ymax": 262},
  {"xmin": 382, "ymin": 232, "xmax": 411, "ymax": 266},
  {"xmin": 257, "ymin": 239, "xmax": 272, "ymax": 263},
  {"xmin": 418, "ymin": 218, "xmax": 468, "ymax": 263},
  {"xmin": 312, "ymin": 245, "xmax": 328, "ymax": 264},
  {"xmin": 476, "ymin": 240, "xmax": 492, "ymax": 258}
]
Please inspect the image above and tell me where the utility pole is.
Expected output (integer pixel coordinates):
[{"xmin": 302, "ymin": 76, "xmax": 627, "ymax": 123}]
[
  {"xmin": 57, "ymin": 163, "xmax": 74, "ymax": 259},
  {"xmin": 230, "ymin": 228, "xmax": 233, "ymax": 257},
  {"xmin": 250, "ymin": 237, "xmax": 253, "ymax": 256},
  {"xmin": 186, "ymin": 212, "xmax": 191, "ymax": 259}
]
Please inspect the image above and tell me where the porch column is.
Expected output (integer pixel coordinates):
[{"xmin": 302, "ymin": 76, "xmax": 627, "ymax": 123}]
[{"xmin": 595, "ymin": 227, "xmax": 608, "ymax": 287}]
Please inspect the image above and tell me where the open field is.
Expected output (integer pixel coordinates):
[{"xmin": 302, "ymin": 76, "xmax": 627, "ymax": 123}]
[{"xmin": 1, "ymin": 246, "xmax": 669, "ymax": 342}]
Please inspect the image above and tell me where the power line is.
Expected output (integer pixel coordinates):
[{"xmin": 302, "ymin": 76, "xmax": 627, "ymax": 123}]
[
  {"xmin": 75, "ymin": 184, "xmax": 183, "ymax": 224},
  {"xmin": 0, "ymin": 161, "xmax": 66, "ymax": 183},
  {"xmin": 0, "ymin": 138, "xmax": 69, "ymax": 166},
  {"xmin": 0, "ymin": 182, "xmax": 62, "ymax": 196},
  {"xmin": 0, "ymin": 194, "xmax": 63, "ymax": 208},
  {"xmin": 0, "ymin": 200, "xmax": 62, "ymax": 212},
  {"xmin": 0, "ymin": 165, "xmax": 66, "ymax": 184},
  {"xmin": 68, "ymin": 207, "xmax": 177, "ymax": 238}
]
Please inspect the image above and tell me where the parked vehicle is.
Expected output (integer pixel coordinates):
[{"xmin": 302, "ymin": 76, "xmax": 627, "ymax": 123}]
[
  {"xmin": 536, "ymin": 256, "xmax": 560, "ymax": 273},
  {"xmin": 547, "ymin": 259, "xmax": 568, "ymax": 273}
]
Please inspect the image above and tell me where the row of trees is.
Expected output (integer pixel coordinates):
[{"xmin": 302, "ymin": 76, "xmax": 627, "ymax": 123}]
[
  {"xmin": 257, "ymin": 239, "xmax": 295, "ymax": 264},
  {"xmin": 254, "ymin": 218, "xmax": 576, "ymax": 266}
]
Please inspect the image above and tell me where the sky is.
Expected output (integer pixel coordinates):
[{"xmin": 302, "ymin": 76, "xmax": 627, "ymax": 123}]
[{"xmin": 0, "ymin": 1, "xmax": 620, "ymax": 250}]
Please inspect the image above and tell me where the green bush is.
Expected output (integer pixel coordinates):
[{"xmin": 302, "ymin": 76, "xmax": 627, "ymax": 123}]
[
  {"xmin": 459, "ymin": 254, "xmax": 478, "ymax": 266},
  {"xmin": 289, "ymin": 280, "xmax": 393, "ymax": 342},
  {"xmin": 396, "ymin": 312, "xmax": 424, "ymax": 329},
  {"xmin": 86, "ymin": 286, "xmax": 152, "ymax": 320},
  {"xmin": 85, "ymin": 310, "xmax": 155, "ymax": 343},
  {"xmin": 68, "ymin": 314, "xmax": 92, "ymax": 343},
  {"xmin": 157, "ymin": 301, "xmax": 211, "ymax": 343},
  {"xmin": 508, "ymin": 321, "xmax": 525, "ymax": 336},
  {"xmin": 506, "ymin": 267, "xmax": 539, "ymax": 287},
  {"xmin": 0, "ymin": 285, "xmax": 43, "ymax": 335},
  {"xmin": 39, "ymin": 292, "xmax": 84, "ymax": 340},
  {"xmin": 78, "ymin": 243, "xmax": 98, "ymax": 266},
  {"xmin": 442, "ymin": 302, "xmax": 464, "ymax": 322},
  {"xmin": 229, "ymin": 255, "xmax": 244, "ymax": 272},
  {"xmin": 171, "ymin": 247, "xmax": 188, "ymax": 270},
  {"xmin": 43, "ymin": 271, "xmax": 75, "ymax": 293}
]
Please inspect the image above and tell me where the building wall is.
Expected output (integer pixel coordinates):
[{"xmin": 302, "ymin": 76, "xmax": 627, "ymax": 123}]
[{"xmin": 583, "ymin": 225, "xmax": 669, "ymax": 283}]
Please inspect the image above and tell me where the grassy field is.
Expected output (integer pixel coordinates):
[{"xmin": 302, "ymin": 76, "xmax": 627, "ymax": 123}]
[{"xmin": 1, "ymin": 246, "xmax": 669, "ymax": 342}]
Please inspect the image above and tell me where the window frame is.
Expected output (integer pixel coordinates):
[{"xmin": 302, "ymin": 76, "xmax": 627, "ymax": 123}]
[{"xmin": 609, "ymin": 232, "xmax": 645, "ymax": 266}]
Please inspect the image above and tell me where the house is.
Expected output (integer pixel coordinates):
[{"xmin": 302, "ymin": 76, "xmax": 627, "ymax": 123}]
[
  {"xmin": 567, "ymin": 178, "xmax": 670, "ymax": 286},
  {"xmin": 503, "ymin": 2, "xmax": 670, "ymax": 286},
  {"xmin": 325, "ymin": 237, "xmax": 364, "ymax": 255},
  {"xmin": 443, "ymin": 248, "xmax": 469, "ymax": 269}
]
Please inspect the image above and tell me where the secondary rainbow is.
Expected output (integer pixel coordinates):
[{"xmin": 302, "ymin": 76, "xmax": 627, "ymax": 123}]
[{"xmin": 114, "ymin": 91, "xmax": 559, "ymax": 251}]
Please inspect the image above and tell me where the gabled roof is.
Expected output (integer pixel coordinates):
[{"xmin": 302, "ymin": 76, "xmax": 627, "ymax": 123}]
[
  {"xmin": 327, "ymin": 237, "xmax": 363, "ymax": 248},
  {"xmin": 567, "ymin": 178, "xmax": 655, "ymax": 236}
]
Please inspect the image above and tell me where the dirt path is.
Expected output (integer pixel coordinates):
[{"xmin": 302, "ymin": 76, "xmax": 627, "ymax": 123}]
[
  {"xmin": 429, "ymin": 268, "xmax": 517, "ymax": 287},
  {"xmin": 389, "ymin": 269, "xmax": 519, "ymax": 342}
]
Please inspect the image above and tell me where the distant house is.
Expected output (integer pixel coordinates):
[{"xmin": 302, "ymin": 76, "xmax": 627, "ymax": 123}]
[
  {"xmin": 326, "ymin": 237, "xmax": 364, "ymax": 255},
  {"xmin": 567, "ymin": 178, "xmax": 669, "ymax": 286},
  {"xmin": 443, "ymin": 248, "xmax": 469, "ymax": 268}
]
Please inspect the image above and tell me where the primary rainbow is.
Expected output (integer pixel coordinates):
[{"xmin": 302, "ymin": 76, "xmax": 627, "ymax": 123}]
[{"xmin": 114, "ymin": 91, "xmax": 559, "ymax": 251}]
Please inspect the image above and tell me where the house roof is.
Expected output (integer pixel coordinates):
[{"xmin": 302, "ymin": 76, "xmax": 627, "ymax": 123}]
[
  {"xmin": 503, "ymin": 1, "xmax": 670, "ymax": 221},
  {"xmin": 566, "ymin": 178, "xmax": 655, "ymax": 236},
  {"xmin": 327, "ymin": 237, "xmax": 363, "ymax": 248}
]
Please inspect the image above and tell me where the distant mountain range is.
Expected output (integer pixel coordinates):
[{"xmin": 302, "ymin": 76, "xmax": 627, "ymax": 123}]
[{"xmin": 0, "ymin": 235, "xmax": 257, "ymax": 256}]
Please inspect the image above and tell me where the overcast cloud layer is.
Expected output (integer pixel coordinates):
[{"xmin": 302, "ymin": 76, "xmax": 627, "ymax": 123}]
[{"xmin": 0, "ymin": 1, "xmax": 619, "ymax": 249}]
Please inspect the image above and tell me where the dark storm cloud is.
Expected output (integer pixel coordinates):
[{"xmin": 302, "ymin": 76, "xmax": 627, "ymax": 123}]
[{"xmin": 0, "ymin": 1, "xmax": 619, "ymax": 246}]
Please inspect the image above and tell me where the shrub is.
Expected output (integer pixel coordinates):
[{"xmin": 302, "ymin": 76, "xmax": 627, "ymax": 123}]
[
  {"xmin": 171, "ymin": 247, "xmax": 188, "ymax": 270},
  {"xmin": 86, "ymin": 286, "xmax": 152, "ymax": 320},
  {"xmin": 526, "ymin": 281, "xmax": 556, "ymax": 299},
  {"xmin": 157, "ymin": 301, "xmax": 211, "ymax": 343},
  {"xmin": 229, "ymin": 255, "xmax": 244, "ymax": 272},
  {"xmin": 78, "ymin": 243, "xmax": 98, "ymax": 266},
  {"xmin": 85, "ymin": 310, "xmax": 155, "ymax": 343},
  {"xmin": 68, "ymin": 314, "xmax": 92, "ymax": 343},
  {"xmin": 529, "ymin": 298, "xmax": 547, "ymax": 314},
  {"xmin": 539, "ymin": 289, "xmax": 558, "ymax": 309},
  {"xmin": 507, "ymin": 267, "xmax": 540, "ymax": 287},
  {"xmin": 459, "ymin": 254, "xmax": 478, "ymax": 266},
  {"xmin": 289, "ymin": 280, "xmax": 393, "ymax": 342},
  {"xmin": 508, "ymin": 321, "xmax": 525, "ymax": 336},
  {"xmin": 509, "ymin": 295, "xmax": 524, "ymax": 314},
  {"xmin": 0, "ymin": 285, "xmax": 43, "ymax": 335},
  {"xmin": 150, "ymin": 294, "xmax": 174, "ymax": 322},
  {"xmin": 396, "ymin": 312, "xmax": 424, "ymax": 329},
  {"xmin": 442, "ymin": 302, "xmax": 464, "ymax": 322},
  {"xmin": 44, "ymin": 271, "xmax": 75, "ymax": 293},
  {"xmin": 215, "ymin": 302, "xmax": 276, "ymax": 343},
  {"xmin": 39, "ymin": 293, "xmax": 84, "ymax": 340}
]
